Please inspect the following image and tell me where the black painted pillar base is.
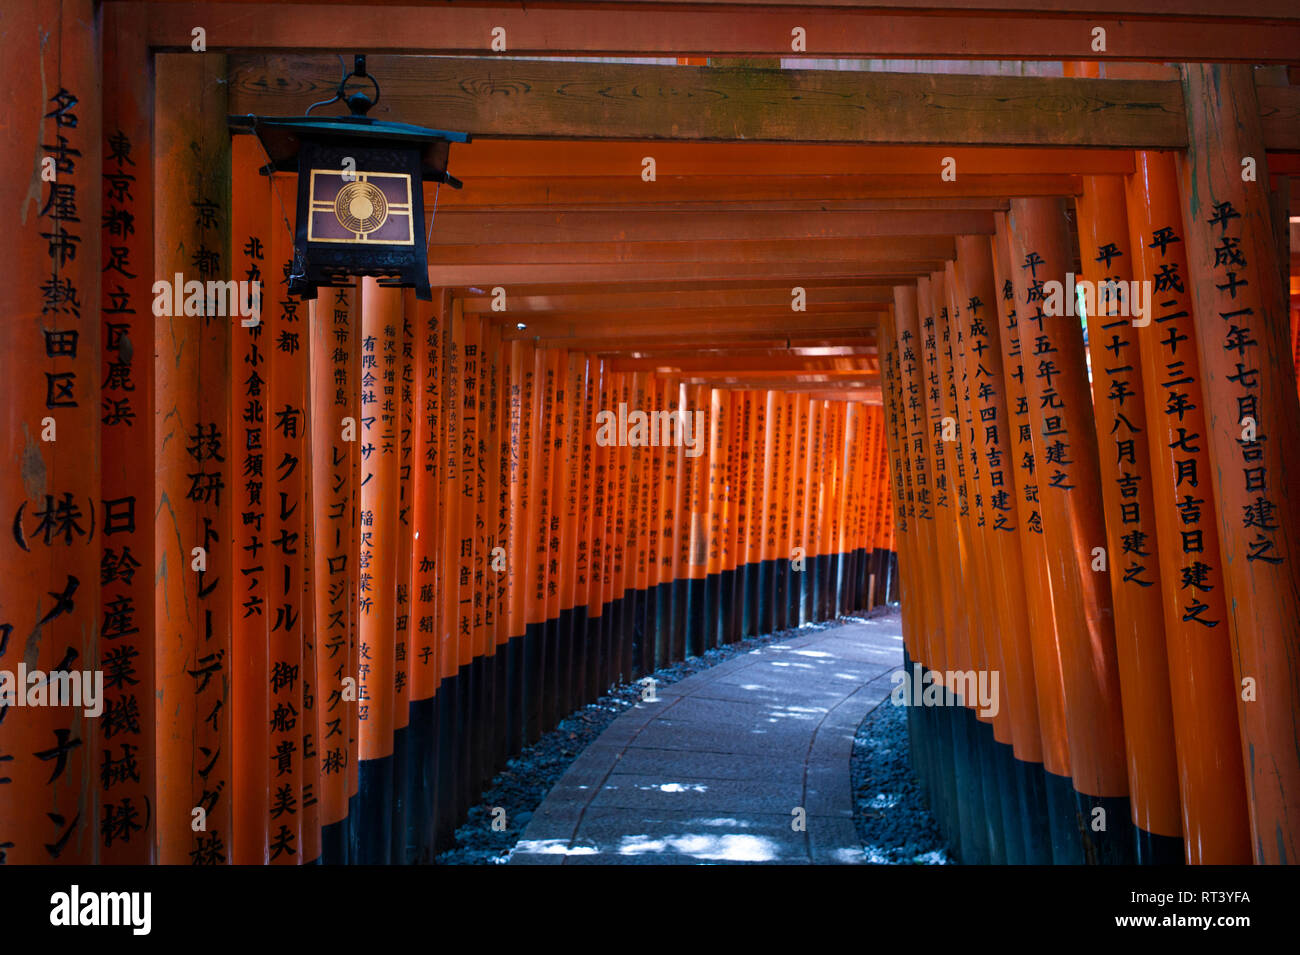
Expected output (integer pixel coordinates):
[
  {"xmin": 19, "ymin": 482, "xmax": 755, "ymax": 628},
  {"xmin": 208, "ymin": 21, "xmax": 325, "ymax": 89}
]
[
  {"xmin": 1016, "ymin": 756, "xmax": 1053, "ymax": 865},
  {"xmin": 355, "ymin": 753, "xmax": 395, "ymax": 865},
  {"xmin": 433, "ymin": 677, "xmax": 457, "ymax": 852},
  {"xmin": 555, "ymin": 606, "xmax": 574, "ymax": 720},
  {"xmin": 390, "ymin": 721, "xmax": 410, "ymax": 864},
  {"xmin": 773, "ymin": 558, "xmax": 788, "ymax": 632},
  {"xmin": 1074, "ymin": 791, "xmax": 1137, "ymax": 865},
  {"xmin": 320, "ymin": 797, "xmax": 353, "ymax": 865},
  {"xmin": 605, "ymin": 596, "xmax": 623, "ymax": 688},
  {"xmin": 523, "ymin": 621, "xmax": 542, "ymax": 745},
  {"xmin": 684, "ymin": 576, "xmax": 706, "ymax": 656},
  {"xmin": 1136, "ymin": 826, "xmax": 1186, "ymax": 865},
  {"xmin": 995, "ymin": 740, "xmax": 1024, "ymax": 866},
  {"xmin": 405, "ymin": 694, "xmax": 437, "ymax": 864},
  {"xmin": 1044, "ymin": 769, "xmax": 1084, "ymax": 864}
]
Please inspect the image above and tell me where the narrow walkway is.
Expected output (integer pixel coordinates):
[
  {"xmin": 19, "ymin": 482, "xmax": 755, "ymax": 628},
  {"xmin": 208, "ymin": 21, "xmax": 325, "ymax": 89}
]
[{"xmin": 510, "ymin": 612, "xmax": 904, "ymax": 864}]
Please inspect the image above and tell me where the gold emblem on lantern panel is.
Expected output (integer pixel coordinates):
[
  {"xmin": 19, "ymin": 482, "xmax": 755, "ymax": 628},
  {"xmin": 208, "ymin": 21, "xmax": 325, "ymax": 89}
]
[
  {"xmin": 334, "ymin": 181, "xmax": 388, "ymax": 235},
  {"xmin": 307, "ymin": 170, "xmax": 415, "ymax": 245}
]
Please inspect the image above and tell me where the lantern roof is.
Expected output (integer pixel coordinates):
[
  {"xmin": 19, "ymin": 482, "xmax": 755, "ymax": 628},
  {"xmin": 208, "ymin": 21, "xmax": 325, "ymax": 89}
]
[{"xmin": 229, "ymin": 113, "xmax": 471, "ymax": 188}]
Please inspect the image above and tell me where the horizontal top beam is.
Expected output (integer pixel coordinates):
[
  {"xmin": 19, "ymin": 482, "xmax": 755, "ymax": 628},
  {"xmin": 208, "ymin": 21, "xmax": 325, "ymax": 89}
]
[
  {"xmin": 430, "ymin": 175, "xmax": 1082, "ymax": 207},
  {"xmin": 133, "ymin": 2, "xmax": 1300, "ymax": 61},
  {"xmin": 428, "ymin": 209, "xmax": 995, "ymax": 244},
  {"xmin": 462, "ymin": 285, "xmax": 894, "ymax": 314},
  {"xmin": 228, "ymin": 55, "xmax": 1300, "ymax": 149}
]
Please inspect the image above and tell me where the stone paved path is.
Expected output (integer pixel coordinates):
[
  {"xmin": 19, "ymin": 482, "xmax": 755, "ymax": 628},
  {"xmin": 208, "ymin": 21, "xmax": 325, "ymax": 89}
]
[{"xmin": 510, "ymin": 612, "xmax": 903, "ymax": 864}]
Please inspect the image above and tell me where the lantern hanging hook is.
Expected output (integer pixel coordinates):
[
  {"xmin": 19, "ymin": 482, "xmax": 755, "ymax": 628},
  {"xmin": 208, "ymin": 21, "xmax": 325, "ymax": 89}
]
[{"xmin": 305, "ymin": 54, "xmax": 381, "ymax": 117}]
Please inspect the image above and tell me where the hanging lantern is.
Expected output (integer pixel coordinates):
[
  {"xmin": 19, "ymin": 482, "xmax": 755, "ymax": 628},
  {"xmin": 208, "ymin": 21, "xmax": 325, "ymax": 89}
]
[{"xmin": 230, "ymin": 55, "xmax": 469, "ymax": 301}]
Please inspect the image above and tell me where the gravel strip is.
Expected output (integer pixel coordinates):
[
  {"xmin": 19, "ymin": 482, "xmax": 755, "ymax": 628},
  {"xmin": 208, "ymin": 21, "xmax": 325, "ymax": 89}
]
[{"xmin": 850, "ymin": 687, "xmax": 952, "ymax": 864}]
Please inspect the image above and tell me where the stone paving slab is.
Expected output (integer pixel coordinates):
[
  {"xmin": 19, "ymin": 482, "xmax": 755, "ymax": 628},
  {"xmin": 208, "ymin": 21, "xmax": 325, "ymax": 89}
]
[{"xmin": 510, "ymin": 612, "xmax": 904, "ymax": 865}]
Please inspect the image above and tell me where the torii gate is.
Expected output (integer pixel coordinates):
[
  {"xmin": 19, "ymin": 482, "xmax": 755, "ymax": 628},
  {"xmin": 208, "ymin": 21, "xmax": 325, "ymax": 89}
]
[{"xmin": 1, "ymin": 0, "xmax": 1297, "ymax": 867}]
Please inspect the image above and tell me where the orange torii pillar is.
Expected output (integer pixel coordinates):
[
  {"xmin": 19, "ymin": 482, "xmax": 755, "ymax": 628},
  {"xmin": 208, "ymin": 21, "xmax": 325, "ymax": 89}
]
[
  {"xmin": 880, "ymin": 311, "xmax": 928, "ymax": 793},
  {"xmin": 155, "ymin": 53, "xmax": 233, "ymax": 866},
  {"xmin": 310, "ymin": 285, "xmax": 360, "ymax": 864},
  {"xmin": 887, "ymin": 300, "xmax": 960, "ymax": 856},
  {"xmin": 99, "ymin": 5, "xmax": 156, "ymax": 865},
  {"xmin": 229, "ymin": 134, "xmax": 272, "ymax": 866},
  {"xmin": 407, "ymin": 291, "xmax": 445, "ymax": 860},
  {"xmin": 1075, "ymin": 176, "xmax": 1184, "ymax": 863},
  {"xmin": 953, "ymin": 234, "xmax": 1053, "ymax": 865},
  {"xmin": 933, "ymin": 271, "xmax": 996, "ymax": 864},
  {"xmin": 892, "ymin": 286, "xmax": 964, "ymax": 859},
  {"xmin": 1126, "ymin": 149, "xmax": 1253, "ymax": 864},
  {"xmin": 800, "ymin": 397, "xmax": 823, "ymax": 627},
  {"xmin": 389, "ymin": 295, "xmax": 417, "ymax": 860},
  {"xmin": 936, "ymin": 267, "xmax": 1009, "ymax": 864},
  {"xmin": 789, "ymin": 395, "xmax": 812, "ymax": 625},
  {"xmin": 724, "ymin": 388, "xmax": 748, "ymax": 643},
  {"xmin": 265, "ymin": 184, "xmax": 306, "ymax": 865},
  {"xmin": 355, "ymin": 278, "xmax": 402, "ymax": 862},
  {"xmin": 990, "ymin": 216, "xmax": 1077, "ymax": 864},
  {"xmin": 742, "ymin": 390, "xmax": 767, "ymax": 638},
  {"xmin": 1177, "ymin": 64, "xmax": 1300, "ymax": 864},
  {"xmin": 1005, "ymin": 198, "xmax": 1135, "ymax": 864},
  {"xmin": 490, "ymin": 332, "xmax": 515, "ymax": 764},
  {"xmin": 0, "ymin": 0, "xmax": 101, "ymax": 866},
  {"xmin": 584, "ymin": 360, "xmax": 611, "ymax": 695},
  {"xmin": 557, "ymin": 353, "xmax": 587, "ymax": 713}
]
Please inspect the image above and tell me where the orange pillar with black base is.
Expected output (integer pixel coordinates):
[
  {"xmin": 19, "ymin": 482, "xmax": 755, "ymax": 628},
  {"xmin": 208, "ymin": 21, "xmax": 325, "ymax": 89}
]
[
  {"xmin": 990, "ymin": 215, "xmax": 1077, "ymax": 863},
  {"xmin": 1177, "ymin": 64, "xmax": 1300, "ymax": 863},
  {"xmin": 1075, "ymin": 175, "xmax": 1183, "ymax": 862},
  {"xmin": 354, "ymin": 278, "xmax": 402, "ymax": 862},
  {"xmin": 1127, "ymin": 149, "xmax": 1252, "ymax": 864},
  {"xmin": 1005, "ymin": 197, "xmax": 1134, "ymax": 864},
  {"xmin": 953, "ymin": 234, "xmax": 1051, "ymax": 864}
]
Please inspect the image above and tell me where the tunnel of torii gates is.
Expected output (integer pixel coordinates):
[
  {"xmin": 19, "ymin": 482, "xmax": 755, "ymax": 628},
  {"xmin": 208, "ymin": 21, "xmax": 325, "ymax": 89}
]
[{"xmin": 1, "ymin": 0, "xmax": 1299, "ymax": 869}]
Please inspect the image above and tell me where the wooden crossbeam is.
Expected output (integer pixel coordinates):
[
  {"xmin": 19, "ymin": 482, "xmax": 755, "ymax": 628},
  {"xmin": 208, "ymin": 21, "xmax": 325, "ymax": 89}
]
[
  {"xmin": 133, "ymin": 2, "xmax": 1300, "ymax": 62},
  {"xmin": 429, "ymin": 263, "xmax": 932, "ymax": 284},
  {"xmin": 607, "ymin": 352, "xmax": 876, "ymax": 371},
  {"xmin": 229, "ymin": 55, "xmax": 1300, "ymax": 149},
  {"xmin": 463, "ymin": 285, "xmax": 895, "ymax": 314},
  {"xmin": 555, "ymin": 333, "xmax": 876, "ymax": 350},
  {"xmin": 429, "ymin": 210, "xmax": 994, "ymax": 245},
  {"xmin": 430, "ymin": 236, "xmax": 955, "ymax": 265},
  {"xmin": 435, "ymin": 176, "xmax": 1083, "ymax": 207},
  {"xmin": 502, "ymin": 311, "xmax": 877, "ymax": 341}
]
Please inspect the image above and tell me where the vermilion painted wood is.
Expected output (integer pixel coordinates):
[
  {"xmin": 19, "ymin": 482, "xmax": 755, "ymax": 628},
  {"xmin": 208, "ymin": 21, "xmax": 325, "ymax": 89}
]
[
  {"xmin": 1075, "ymin": 175, "xmax": 1182, "ymax": 843},
  {"xmin": 154, "ymin": 52, "xmax": 232, "ymax": 866},
  {"xmin": 310, "ymin": 286, "xmax": 359, "ymax": 843},
  {"xmin": 100, "ymin": 2, "xmax": 156, "ymax": 865},
  {"xmin": 990, "ymin": 217, "xmax": 1073, "ymax": 783},
  {"xmin": 911, "ymin": 278, "xmax": 958, "ymax": 675},
  {"xmin": 952, "ymin": 235, "xmax": 1045, "ymax": 768},
  {"xmin": 1005, "ymin": 197, "xmax": 1131, "ymax": 802},
  {"xmin": 230, "ymin": 133, "xmax": 273, "ymax": 865},
  {"xmin": 266, "ymin": 198, "xmax": 307, "ymax": 865},
  {"xmin": 1127, "ymin": 149, "xmax": 1252, "ymax": 864},
  {"xmin": 438, "ymin": 176, "xmax": 1084, "ymax": 208},
  {"xmin": 357, "ymin": 279, "xmax": 402, "ymax": 766},
  {"xmin": 1177, "ymin": 64, "xmax": 1300, "ymax": 864},
  {"xmin": 131, "ymin": 0, "xmax": 1300, "ymax": 62}
]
